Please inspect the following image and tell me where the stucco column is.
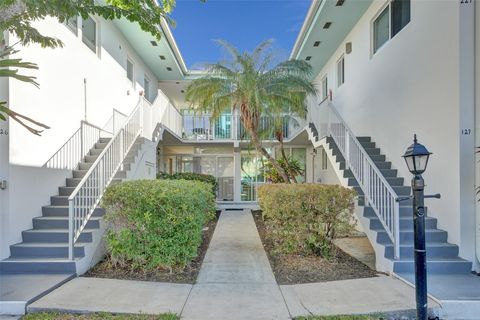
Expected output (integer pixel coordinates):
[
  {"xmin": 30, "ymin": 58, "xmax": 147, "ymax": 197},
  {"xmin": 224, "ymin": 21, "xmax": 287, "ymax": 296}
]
[
  {"xmin": 459, "ymin": 0, "xmax": 476, "ymax": 264},
  {"xmin": 0, "ymin": 32, "xmax": 10, "ymax": 259}
]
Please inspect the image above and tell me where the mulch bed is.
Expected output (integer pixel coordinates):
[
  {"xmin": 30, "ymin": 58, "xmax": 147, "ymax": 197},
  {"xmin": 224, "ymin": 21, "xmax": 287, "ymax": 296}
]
[
  {"xmin": 83, "ymin": 211, "xmax": 220, "ymax": 284},
  {"xmin": 252, "ymin": 210, "xmax": 378, "ymax": 285}
]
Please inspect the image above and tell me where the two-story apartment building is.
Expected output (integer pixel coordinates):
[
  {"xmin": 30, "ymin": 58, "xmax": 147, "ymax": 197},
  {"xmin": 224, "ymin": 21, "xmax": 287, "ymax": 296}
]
[{"xmin": 1, "ymin": 0, "xmax": 479, "ymax": 317}]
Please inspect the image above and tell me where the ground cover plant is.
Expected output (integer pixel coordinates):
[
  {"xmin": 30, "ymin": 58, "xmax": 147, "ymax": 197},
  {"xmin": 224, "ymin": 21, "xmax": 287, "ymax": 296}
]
[
  {"xmin": 21, "ymin": 313, "xmax": 178, "ymax": 320},
  {"xmin": 85, "ymin": 179, "xmax": 216, "ymax": 283},
  {"xmin": 256, "ymin": 184, "xmax": 377, "ymax": 284}
]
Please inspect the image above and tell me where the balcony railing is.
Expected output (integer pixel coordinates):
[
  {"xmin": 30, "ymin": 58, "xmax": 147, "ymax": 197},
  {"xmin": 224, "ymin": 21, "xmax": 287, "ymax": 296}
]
[{"xmin": 181, "ymin": 113, "xmax": 304, "ymax": 141}]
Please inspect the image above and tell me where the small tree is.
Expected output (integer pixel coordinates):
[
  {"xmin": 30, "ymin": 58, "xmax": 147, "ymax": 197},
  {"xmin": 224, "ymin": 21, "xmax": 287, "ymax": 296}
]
[
  {"xmin": 186, "ymin": 40, "xmax": 316, "ymax": 183},
  {"xmin": 0, "ymin": 0, "xmax": 176, "ymax": 134}
]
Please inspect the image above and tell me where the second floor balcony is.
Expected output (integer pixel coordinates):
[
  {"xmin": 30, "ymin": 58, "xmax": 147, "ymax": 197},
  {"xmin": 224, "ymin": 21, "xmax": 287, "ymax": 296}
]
[{"xmin": 181, "ymin": 111, "xmax": 305, "ymax": 141}]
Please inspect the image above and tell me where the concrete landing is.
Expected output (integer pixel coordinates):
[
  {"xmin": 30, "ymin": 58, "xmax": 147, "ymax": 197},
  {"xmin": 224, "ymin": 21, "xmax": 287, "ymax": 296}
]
[
  {"xmin": 281, "ymin": 276, "xmax": 439, "ymax": 318},
  {"xmin": 0, "ymin": 274, "xmax": 74, "ymax": 315},
  {"xmin": 28, "ymin": 277, "xmax": 192, "ymax": 315},
  {"xmin": 181, "ymin": 210, "xmax": 290, "ymax": 320},
  {"xmin": 334, "ymin": 236, "xmax": 376, "ymax": 270},
  {"xmin": 396, "ymin": 272, "xmax": 480, "ymax": 319}
]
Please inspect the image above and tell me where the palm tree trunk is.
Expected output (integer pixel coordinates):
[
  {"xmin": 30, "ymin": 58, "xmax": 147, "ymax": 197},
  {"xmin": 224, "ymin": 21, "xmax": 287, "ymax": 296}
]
[
  {"xmin": 275, "ymin": 130, "xmax": 297, "ymax": 183},
  {"xmin": 250, "ymin": 128, "xmax": 290, "ymax": 183}
]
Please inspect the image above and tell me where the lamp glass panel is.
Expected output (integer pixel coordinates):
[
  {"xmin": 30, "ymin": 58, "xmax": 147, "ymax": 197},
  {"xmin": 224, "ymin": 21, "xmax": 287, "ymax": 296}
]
[
  {"xmin": 414, "ymin": 154, "xmax": 429, "ymax": 173},
  {"xmin": 404, "ymin": 156, "xmax": 415, "ymax": 173}
]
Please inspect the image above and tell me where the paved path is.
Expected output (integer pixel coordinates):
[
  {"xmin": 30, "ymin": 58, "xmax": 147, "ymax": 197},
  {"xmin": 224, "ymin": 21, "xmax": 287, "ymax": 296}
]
[
  {"xmin": 28, "ymin": 210, "xmax": 439, "ymax": 319},
  {"xmin": 181, "ymin": 209, "xmax": 290, "ymax": 320}
]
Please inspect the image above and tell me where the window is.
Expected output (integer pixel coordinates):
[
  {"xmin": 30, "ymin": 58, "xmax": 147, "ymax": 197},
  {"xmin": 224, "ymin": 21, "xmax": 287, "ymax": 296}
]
[
  {"xmin": 144, "ymin": 75, "xmax": 151, "ymax": 101},
  {"xmin": 66, "ymin": 16, "xmax": 78, "ymax": 35},
  {"xmin": 373, "ymin": 6, "xmax": 390, "ymax": 53},
  {"xmin": 391, "ymin": 0, "xmax": 411, "ymax": 37},
  {"xmin": 373, "ymin": 0, "xmax": 410, "ymax": 54},
  {"xmin": 321, "ymin": 76, "xmax": 328, "ymax": 100},
  {"xmin": 82, "ymin": 16, "xmax": 97, "ymax": 53},
  {"xmin": 321, "ymin": 148, "xmax": 328, "ymax": 170},
  {"xmin": 127, "ymin": 58, "xmax": 134, "ymax": 87},
  {"xmin": 337, "ymin": 56, "xmax": 344, "ymax": 87}
]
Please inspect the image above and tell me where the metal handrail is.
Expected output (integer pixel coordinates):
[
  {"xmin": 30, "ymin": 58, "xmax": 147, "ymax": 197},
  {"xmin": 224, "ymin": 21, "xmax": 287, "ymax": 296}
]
[
  {"xmin": 43, "ymin": 121, "xmax": 112, "ymax": 170},
  {"xmin": 316, "ymin": 100, "xmax": 400, "ymax": 259},
  {"xmin": 67, "ymin": 99, "xmax": 144, "ymax": 259}
]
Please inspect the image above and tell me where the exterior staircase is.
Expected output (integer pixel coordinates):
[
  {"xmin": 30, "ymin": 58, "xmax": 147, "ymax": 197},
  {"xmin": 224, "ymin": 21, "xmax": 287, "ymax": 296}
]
[
  {"xmin": 0, "ymin": 137, "xmax": 143, "ymax": 275},
  {"xmin": 309, "ymin": 123, "xmax": 472, "ymax": 275}
]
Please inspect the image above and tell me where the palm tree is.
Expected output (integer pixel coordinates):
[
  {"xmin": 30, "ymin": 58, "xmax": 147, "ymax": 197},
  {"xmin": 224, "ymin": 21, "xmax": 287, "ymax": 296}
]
[
  {"xmin": 186, "ymin": 40, "xmax": 316, "ymax": 183},
  {"xmin": 0, "ymin": 43, "xmax": 50, "ymax": 135}
]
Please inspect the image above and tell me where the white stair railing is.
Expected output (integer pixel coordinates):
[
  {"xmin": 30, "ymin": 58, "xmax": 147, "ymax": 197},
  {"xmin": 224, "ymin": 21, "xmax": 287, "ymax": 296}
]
[
  {"xmin": 67, "ymin": 99, "xmax": 143, "ymax": 259},
  {"xmin": 313, "ymin": 100, "xmax": 400, "ymax": 259},
  {"xmin": 44, "ymin": 121, "xmax": 112, "ymax": 170}
]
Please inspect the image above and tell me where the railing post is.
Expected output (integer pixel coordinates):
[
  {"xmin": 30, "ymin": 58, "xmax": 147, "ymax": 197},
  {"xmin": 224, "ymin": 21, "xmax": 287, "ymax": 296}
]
[
  {"xmin": 80, "ymin": 121, "xmax": 84, "ymax": 159},
  {"xmin": 345, "ymin": 127, "xmax": 350, "ymax": 170},
  {"xmin": 393, "ymin": 202, "xmax": 400, "ymax": 259},
  {"xmin": 68, "ymin": 199, "xmax": 74, "ymax": 260}
]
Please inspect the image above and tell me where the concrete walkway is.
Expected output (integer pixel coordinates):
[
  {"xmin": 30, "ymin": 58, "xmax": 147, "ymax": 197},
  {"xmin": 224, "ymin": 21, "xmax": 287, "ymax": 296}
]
[
  {"xmin": 181, "ymin": 209, "xmax": 290, "ymax": 320},
  {"xmin": 28, "ymin": 210, "xmax": 438, "ymax": 319}
]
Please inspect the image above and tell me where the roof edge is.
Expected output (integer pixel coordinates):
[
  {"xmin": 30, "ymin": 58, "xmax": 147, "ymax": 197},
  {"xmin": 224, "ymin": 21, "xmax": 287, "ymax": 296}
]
[{"xmin": 289, "ymin": 0, "xmax": 322, "ymax": 60}]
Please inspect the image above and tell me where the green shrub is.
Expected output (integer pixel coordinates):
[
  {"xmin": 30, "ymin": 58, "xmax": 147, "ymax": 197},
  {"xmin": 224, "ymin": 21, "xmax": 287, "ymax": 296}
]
[
  {"xmin": 157, "ymin": 172, "xmax": 217, "ymax": 194},
  {"xmin": 264, "ymin": 156, "xmax": 304, "ymax": 183},
  {"xmin": 102, "ymin": 179, "xmax": 216, "ymax": 270},
  {"xmin": 257, "ymin": 184, "xmax": 356, "ymax": 258}
]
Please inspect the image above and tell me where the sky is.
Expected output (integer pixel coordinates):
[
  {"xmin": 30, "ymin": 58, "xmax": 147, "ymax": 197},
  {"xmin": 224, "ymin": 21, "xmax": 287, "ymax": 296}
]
[{"xmin": 170, "ymin": 0, "xmax": 311, "ymax": 70}]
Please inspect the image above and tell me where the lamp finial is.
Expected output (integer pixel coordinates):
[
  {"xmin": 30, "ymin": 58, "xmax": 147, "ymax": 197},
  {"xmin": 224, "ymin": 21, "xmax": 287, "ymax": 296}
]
[{"xmin": 414, "ymin": 134, "xmax": 418, "ymax": 144}]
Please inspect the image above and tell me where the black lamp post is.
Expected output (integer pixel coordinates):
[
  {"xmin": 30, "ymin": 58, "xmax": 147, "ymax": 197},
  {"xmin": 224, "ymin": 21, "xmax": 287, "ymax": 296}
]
[{"xmin": 399, "ymin": 134, "xmax": 440, "ymax": 320}]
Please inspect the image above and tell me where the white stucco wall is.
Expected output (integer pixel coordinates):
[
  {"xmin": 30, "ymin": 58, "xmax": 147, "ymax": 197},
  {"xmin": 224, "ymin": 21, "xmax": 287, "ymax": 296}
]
[
  {"xmin": 0, "ymin": 33, "xmax": 10, "ymax": 259},
  {"xmin": 8, "ymin": 16, "xmax": 159, "ymax": 167},
  {"xmin": 312, "ymin": 1, "xmax": 476, "ymax": 261},
  {"xmin": 475, "ymin": 0, "xmax": 480, "ymax": 268},
  {"xmin": 1, "ymin": 166, "xmax": 70, "ymax": 260}
]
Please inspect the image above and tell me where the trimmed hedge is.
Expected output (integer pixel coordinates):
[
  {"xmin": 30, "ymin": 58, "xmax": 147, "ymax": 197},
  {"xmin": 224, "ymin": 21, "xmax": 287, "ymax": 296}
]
[
  {"xmin": 157, "ymin": 172, "xmax": 217, "ymax": 194},
  {"xmin": 257, "ymin": 184, "xmax": 356, "ymax": 257},
  {"xmin": 102, "ymin": 179, "xmax": 216, "ymax": 270}
]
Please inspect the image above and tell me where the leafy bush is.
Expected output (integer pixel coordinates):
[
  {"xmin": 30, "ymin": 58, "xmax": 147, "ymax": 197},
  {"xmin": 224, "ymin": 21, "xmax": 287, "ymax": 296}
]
[
  {"xmin": 157, "ymin": 172, "xmax": 217, "ymax": 194},
  {"xmin": 265, "ymin": 157, "xmax": 304, "ymax": 183},
  {"xmin": 102, "ymin": 179, "xmax": 216, "ymax": 270},
  {"xmin": 257, "ymin": 184, "xmax": 356, "ymax": 258}
]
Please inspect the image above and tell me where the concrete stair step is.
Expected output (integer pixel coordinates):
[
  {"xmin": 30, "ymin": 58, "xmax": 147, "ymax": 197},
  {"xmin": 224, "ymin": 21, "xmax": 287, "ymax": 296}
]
[
  {"xmin": 374, "ymin": 161, "xmax": 392, "ymax": 170},
  {"xmin": 50, "ymin": 196, "xmax": 68, "ymax": 206},
  {"xmin": 78, "ymin": 162, "xmax": 93, "ymax": 170},
  {"xmin": 22, "ymin": 229, "xmax": 93, "ymax": 243},
  {"xmin": 393, "ymin": 258, "xmax": 472, "ymax": 274},
  {"xmin": 42, "ymin": 206, "xmax": 105, "ymax": 217},
  {"xmin": 359, "ymin": 141, "xmax": 376, "ymax": 149},
  {"xmin": 66, "ymin": 178, "xmax": 81, "ymax": 187},
  {"xmin": 384, "ymin": 242, "xmax": 459, "ymax": 259},
  {"xmin": 375, "ymin": 228, "xmax": 449, "ymax": 245},
  {"xmin": 0, "ymin": 258, "xmax": 77, "ymax": 274},
  {"xmin": 33, "ymin": 216, "xmax": 101, "ymax": 229},
  {"xmin": 364, "ymin": 147, "xmax": 381, "ymax": 156},
  {"xmin": 84, "ymin": 154, "xmax": 100, "ymax": 163},
  {"xmin": 95, "ymin": 142, "xmax": 109, "ymax": 149},
  {"xmin": 58, "ymin": 186, "xmax": 75, "ymax": 196},
  {"xmin": 99, "ymin": 137, "xmax": 112, "ymax": 143},
  {"xmin": 89, "ymin": 148, "xmax": 103, "ymax": 156},
  {"xmin": 369, "ymin": 216, "xmax": 437, "ymax": 230},
  {"xmin": 9, "ymin": 242, "xmax": 85, "ymax": 258},
  {"xmin": 357, "ymin": 136, "xmax": 371, "ymax": 143},
  {"xmin": 363, "ymin": 206, "xmax": 416, "ymax": 219},
  {"xmin": 348, "ymin": 176, "xmax": 404, "ymax": 187},
  {"xmin": 73, "ymin": 169, "xmax": 88, "ymax": 178}
]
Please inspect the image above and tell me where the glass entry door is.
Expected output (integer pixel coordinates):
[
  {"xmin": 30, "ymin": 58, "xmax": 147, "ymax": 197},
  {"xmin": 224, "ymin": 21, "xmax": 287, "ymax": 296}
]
[
  {"xmin": 240, "ymin": 150, "xmax": 266, "ymax": 201},
  {"xmin": 216, "ymin": 156, "xmax": 234, "ymax": 201}
]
